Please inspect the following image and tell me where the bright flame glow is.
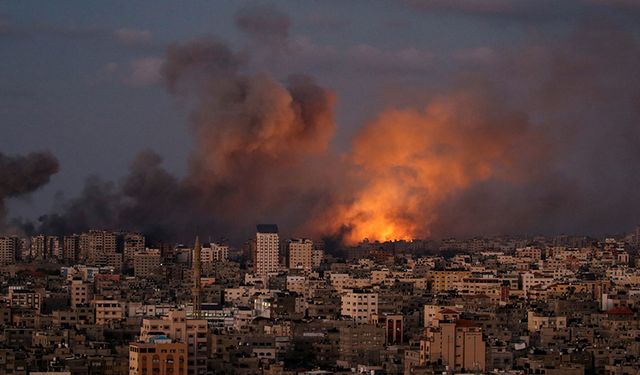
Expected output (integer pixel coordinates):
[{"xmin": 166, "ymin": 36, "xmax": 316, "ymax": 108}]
[{"xmin": 318, "ymin": 91, "xmax": 536, "ymax": 244}]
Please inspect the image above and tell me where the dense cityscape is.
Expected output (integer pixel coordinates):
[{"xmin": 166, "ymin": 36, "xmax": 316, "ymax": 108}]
[
  {"xmin": 1, "ymin": 226, "xmax": 640, "ymax": 374},
  {"xmin": 3, "ymin": 1, "xmax": 640, "ymax": 374}
]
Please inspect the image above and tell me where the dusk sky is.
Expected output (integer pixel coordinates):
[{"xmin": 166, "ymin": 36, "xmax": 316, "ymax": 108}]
[{"xmin": 2, "ymin": 1, "xmax": 640, "ymax": 242}]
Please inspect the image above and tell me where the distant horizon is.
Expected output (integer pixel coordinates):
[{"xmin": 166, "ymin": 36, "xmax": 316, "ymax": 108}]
[{"xmin": 3, "ymin": 224, "xmax": 637, "ymax": 249}]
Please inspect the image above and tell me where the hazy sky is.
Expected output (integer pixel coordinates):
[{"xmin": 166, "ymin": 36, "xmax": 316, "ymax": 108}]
[{"xmin": 2, "ymin": 1, "xmax": 640, "ymax": 240}]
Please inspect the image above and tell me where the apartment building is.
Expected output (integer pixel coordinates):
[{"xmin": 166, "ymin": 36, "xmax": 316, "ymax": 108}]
[{"xmin": 341, "ymin": 290, "xmax": 378, "ymax": 323}]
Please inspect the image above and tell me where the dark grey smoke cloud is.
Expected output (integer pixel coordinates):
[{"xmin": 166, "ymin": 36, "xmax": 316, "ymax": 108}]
[
  {"xmin": 234, "ymin": 3, "xmax": 291, "ymax": 47},
  {"xmin": 164, "ymin": 37, "xmax": 337, "ymax": 238},
  {"xmin": 36, "ymin": 37, "xmax": 337, "ymax": 242},
  {"xmin": 37, "ymin": 152, "xmax": 211, "ymax": 241},
  {"xmin": 430, "ymin": 21, "xmax": 640, "ymax": 237},
  {"xmin": 0, "ymin": 151, "xmax": 59, "ymax": 231}
]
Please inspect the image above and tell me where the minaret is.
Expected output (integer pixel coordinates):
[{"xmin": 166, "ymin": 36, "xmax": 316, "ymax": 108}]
[{"xmin": 192, "ymin": 236, "xmax": 202, "ymax": 318}]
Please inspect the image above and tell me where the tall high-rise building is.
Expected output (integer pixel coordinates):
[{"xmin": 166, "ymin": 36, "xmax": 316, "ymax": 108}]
[
  {"xmin": 0, "ymin": 237, "xmax": 18, "ymax": 266},
  {"xmin": 51, "ymin": 236, "xmax": 62, "ymax": 259},
  {"xmin": 18, "ymin": 237, "xmax": 29, "ymax": 260},
  {"xmin": 30, "ymin": 235, "xmax": 46, "ymax": 260},
  {"xmin": 86, "ymin": 230, "xmax": 117, "ymax": 266},
  {"xmin": 288, "ymin": 238, "xmax": 313, "ymax": 272},
  {"xmin": 78, "ymin": 232, "xmax": 90, "ymax": 262},
  {"xmin": 255, "ymin": 224, "xmax": 279, "ymax": 276},
  {"xmin": 192, "ymin": 236, "xmax": 202, "ymax": 318},
  {"xmin": 63, "ymin": 235, "xmax": 80, "ymax": 263},
  {"xmin": 30, "ymin": 235, "xmax": 59, "ymax": 260}
]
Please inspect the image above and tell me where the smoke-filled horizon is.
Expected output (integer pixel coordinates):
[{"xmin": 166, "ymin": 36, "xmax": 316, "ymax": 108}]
[
  {"xmin": 0, "ymin": 151, "xmax": 59, "ymax": 236},
  {"xmin": 2, "ymin": 4, "xmax": 640, "ymax": 244}
]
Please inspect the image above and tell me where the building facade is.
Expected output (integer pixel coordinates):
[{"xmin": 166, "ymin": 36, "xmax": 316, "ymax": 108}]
[
  {"xmin": 341, "ymin": 290, "xmax": 378, "ymax": 323},
  {"xmin": 0, "ymin": 237, "xmax": 18, "ymax": 265},
  {"xmin": 141, "ymin": 310, "xmax": 208, "ymax": 375},
  {"xmin": 129, "ymin": 336, "xmax": 188, "ymax": 375},
  {"xmin": 288, "ymin": 238, "xmax": 313, "ymax": 272},
  {"xmin": 134, "ymin": 249, "xmax": 162, "ymax": 278},
  {"xmin": 255, "ymin": 225, "xmax": 279, "ymax": 277}
]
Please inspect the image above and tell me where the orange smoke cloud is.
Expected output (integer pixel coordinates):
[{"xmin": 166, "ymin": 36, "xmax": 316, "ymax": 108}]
[{"xmin": 319, "ymin": 88, "xmax": 540, "ymax": 244}]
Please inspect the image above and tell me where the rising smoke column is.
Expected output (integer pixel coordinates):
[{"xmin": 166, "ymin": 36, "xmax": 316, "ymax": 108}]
[
  {"xmin": 0, "ymin": 151, "xmax": 59, "ymax": 232},
  {"xmin": 163, "ymin": 38, "xmax": 337, "ymax": 237}
]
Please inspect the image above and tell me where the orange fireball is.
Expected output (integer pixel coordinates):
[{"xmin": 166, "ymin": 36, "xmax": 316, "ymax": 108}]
[{"xmin": 318, "ymin": 88, "xmax": 538, "ymax": 244}]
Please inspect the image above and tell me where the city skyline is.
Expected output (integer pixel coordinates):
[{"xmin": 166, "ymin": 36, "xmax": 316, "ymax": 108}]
[
  {"xmin": 1, "ymin": 222, "xmax": 640, "ymax": 374},
  {"xmin": 3, "ymin": 3, "xmax": 640, "ymax": 373}
]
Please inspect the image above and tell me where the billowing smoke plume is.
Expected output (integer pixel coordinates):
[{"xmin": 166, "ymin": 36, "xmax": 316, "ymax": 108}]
[
  {"xmin": 429, "ymin": 22, "xmax": 640, "ymax": 237},
  {"xmin": 37, "ymin": 36, "xmax": 337, "ymax": 242},
  {"xmin": 321, "ymin": 21, "xmax": 640, "ymax": 242},
  {"xmin": 164, "ymin": 38, "xmax": 336, "ymax": 235},
  {"xmin": 0, "ymin": 151, "xmax": 59, "ymax": 232},
  {"xmin": 316, "ymin": 84, "xmax": 547, "ymax": 243}
]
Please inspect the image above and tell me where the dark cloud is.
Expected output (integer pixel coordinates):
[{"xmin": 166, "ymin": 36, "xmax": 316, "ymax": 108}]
[
  {"xmin": 37, "ymin": 153, "xmax": 204, "ymax": 241},
  {"xmin": 234, "ymin": 3, "xmax": 291, "ymax": 47},
  {"xmin": 429, "ymin": 22, "xmax": 640, "ymax": 237},
  {"xmin": 36, "ymin": 37, "xmax": 338, "ymax": 242},
  {"xmin": 232, "ymin": 4, "xmax": 433, "ymax": 77},
  {"xmin": 311, "ymin": 20, "xmax": 640, "ymax": 242},
  {"xmin": 0, "ymin": 151, "xmax": 59, "ymax": 231},
  {"xmin": 37, "ymin": 176, "xmax": 121, "ymax": 235},
  {"xmin": 163, "ymin": 38, "xmax": 245, "ymax": 94}
]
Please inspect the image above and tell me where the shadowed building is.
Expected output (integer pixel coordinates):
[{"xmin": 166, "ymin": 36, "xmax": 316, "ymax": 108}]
[
  {"xmin": 192, "ymin": 236, "xmax": 202, "ymax": 318},
  {"xmin": 129, "ymin": 335, "xmax": 188, "ymax": 375}
]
